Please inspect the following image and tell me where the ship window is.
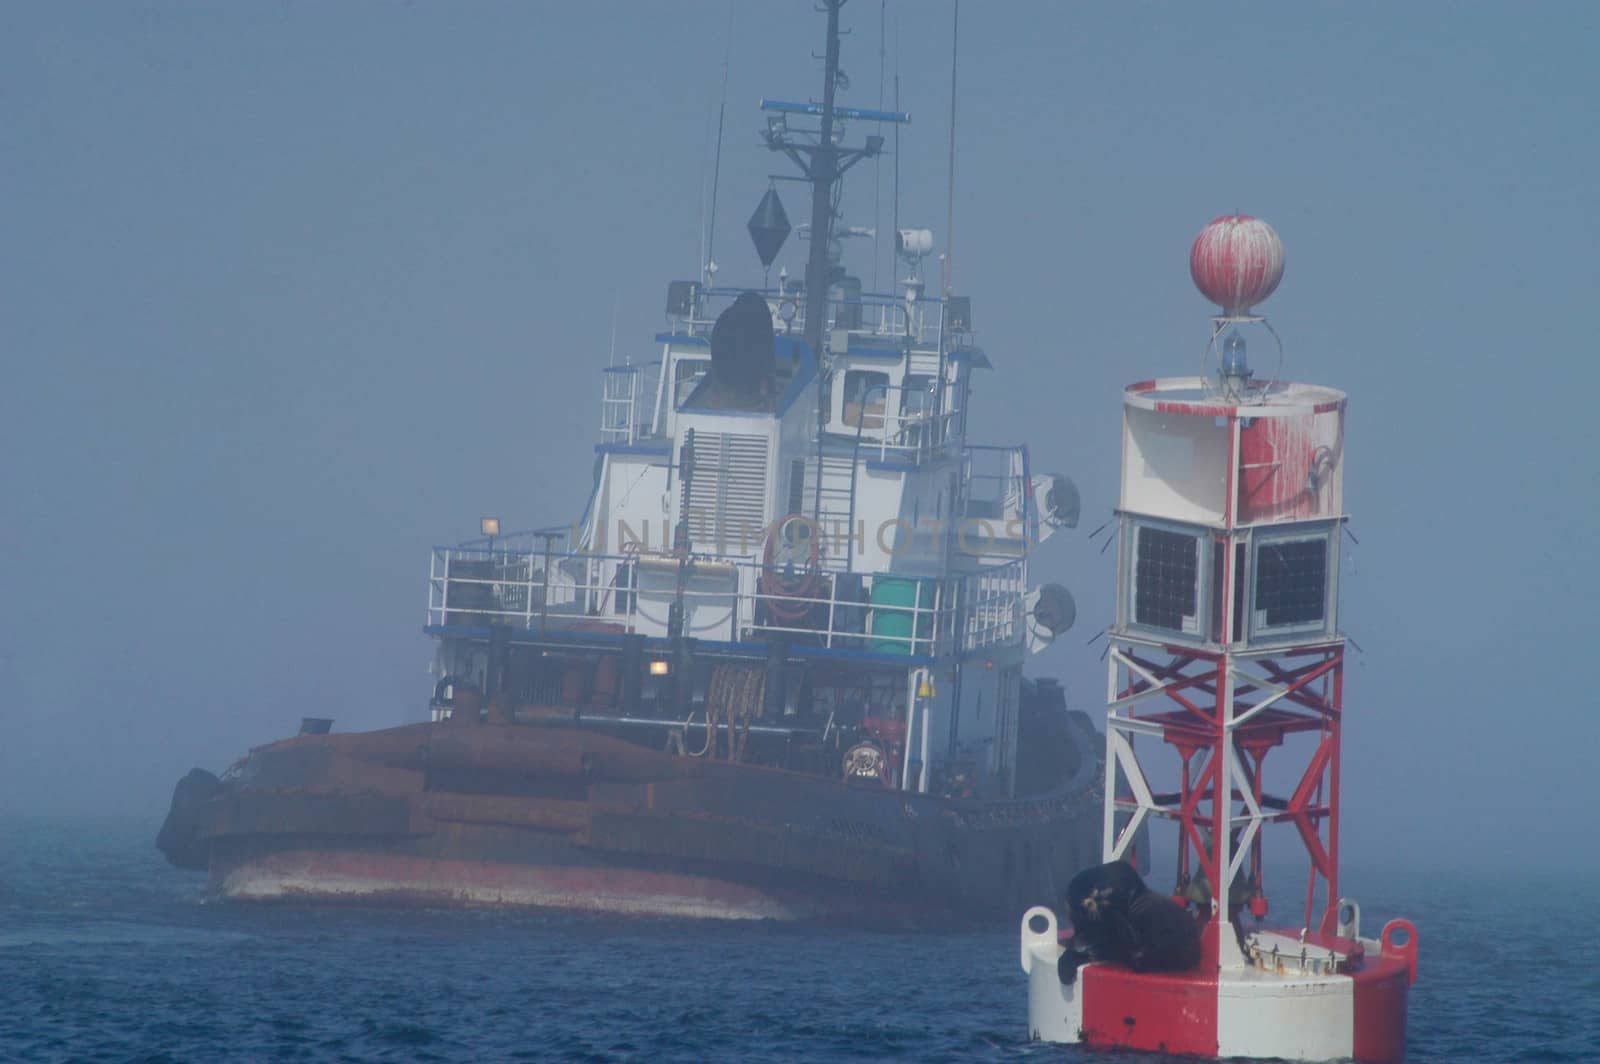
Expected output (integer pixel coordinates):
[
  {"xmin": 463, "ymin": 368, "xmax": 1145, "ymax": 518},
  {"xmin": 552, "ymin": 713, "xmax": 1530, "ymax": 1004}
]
[
  {"xmin": 1134, "ymin": 526, "xmax": 1200, "ymax": 634},
  {"xmin": 673, "ymin": 357, "xmax": 709, "ymax": 408},
  {"xmin": 900, "ymin": 374, "xmax": 934, "ymax": 417},
  {"xmin": 900, "ymin": 374, "xmax": 937, "ymax": 448},
  {"xmin": 1253, "ymin": 536, "xmax": 1328, "ymax": 629},
  {"xmin": 842, "ymin": 370, "xmax": 888, "ymax": 428}
]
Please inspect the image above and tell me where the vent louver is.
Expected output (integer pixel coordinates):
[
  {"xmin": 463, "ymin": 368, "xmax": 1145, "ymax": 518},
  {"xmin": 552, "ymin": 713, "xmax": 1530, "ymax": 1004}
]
[{"xmin": 682, "ymin": 431, "xmax": 770, "ymax": 553}]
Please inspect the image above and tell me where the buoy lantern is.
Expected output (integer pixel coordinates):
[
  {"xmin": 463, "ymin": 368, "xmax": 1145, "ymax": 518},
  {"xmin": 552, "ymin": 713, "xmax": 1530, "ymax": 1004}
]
[{"xmin": 1189, "ymin": 215, "xmax": 1284, "ymax": 316}]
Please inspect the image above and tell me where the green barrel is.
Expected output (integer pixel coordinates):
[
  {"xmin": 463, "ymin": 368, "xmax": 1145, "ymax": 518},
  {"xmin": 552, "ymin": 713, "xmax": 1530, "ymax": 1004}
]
[{"xmin": 869, "ymin": 576, "xmax": 936, "ymax": 654}]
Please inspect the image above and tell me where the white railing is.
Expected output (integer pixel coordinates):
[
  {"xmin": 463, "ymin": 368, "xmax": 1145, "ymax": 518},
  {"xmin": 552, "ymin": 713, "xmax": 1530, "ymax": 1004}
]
[
  {"xmin": 962, "ymin": 559, "xmax": 1027, "ymax": 650},
  {"xmin": 426, "ymin": 545, "xmax": 994, "ymax": 658},
  {"xmin": 960, "ymin": 445, "xmax": 1031, "ymax": 540},
  {"xmin": 676, "ymin": 287, "xmax": 953, "ymax": 349},
  {"xmin": 598, "ymin": 362, "xmax": 661, "ymax": 446},
  {"xmin": 847, "ymin": 380, "xmax": 961, "ymax": 466}
]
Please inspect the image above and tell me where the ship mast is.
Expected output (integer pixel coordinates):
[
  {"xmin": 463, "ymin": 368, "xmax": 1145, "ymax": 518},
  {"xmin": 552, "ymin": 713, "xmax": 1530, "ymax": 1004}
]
[
  {"xmin": 758, "ymin": 1, "xmax": 901, "ymax": 355},
  {"xmin": 802, "ymin": 0, "xmax": 844, "ymax": 355}
]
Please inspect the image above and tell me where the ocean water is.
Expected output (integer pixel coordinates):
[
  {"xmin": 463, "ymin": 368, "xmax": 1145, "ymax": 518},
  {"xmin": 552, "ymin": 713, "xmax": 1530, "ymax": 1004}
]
[{"xmin": 1, "ymin": 819, "xmax": 1595, "ymax": 1063}]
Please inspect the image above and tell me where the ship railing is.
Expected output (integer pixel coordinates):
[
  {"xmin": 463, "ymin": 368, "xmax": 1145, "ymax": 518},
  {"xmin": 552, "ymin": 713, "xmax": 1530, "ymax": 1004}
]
[
  {"xmin": 428, "ymin": 544, "xmax": 958, "ymax": 657},
  {"xmin": 677, "ymin": 286, "xmax": 949, "ymax": 347},
  {"xmin": 598, "ymin": 362, "xmax": 661, "ymax": 446},
  {"xmin": 961, "ymin": 558, "xmax": 1027, "ymax": 651},
  {"xmin": 959, "ymin": 444, "xmax": 1033, "ymax": 548},
  {"xmin": 453, "ymin": 526, "xmax": 578, "ymax": 557},
  {"xmin": 845, "ymin": 380, "xmax": 962, "ymax": 466}
]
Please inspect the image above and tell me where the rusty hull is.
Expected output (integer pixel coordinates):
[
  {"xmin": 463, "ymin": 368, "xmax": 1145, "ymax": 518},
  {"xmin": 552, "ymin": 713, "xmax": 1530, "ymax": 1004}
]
[{"xmin": 161, "ymin": 720, "xmax": 1102, "ymax": 924}]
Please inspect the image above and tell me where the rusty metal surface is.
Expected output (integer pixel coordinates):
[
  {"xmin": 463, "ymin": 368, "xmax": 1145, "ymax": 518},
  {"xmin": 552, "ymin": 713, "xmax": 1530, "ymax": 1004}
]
[
  {"xmin": 578, "ymin": 808, "xmax": 915, "ymax": 889},
  {"xmin": 245, "ymin": 723, "xmax": 434, "ymax": 765},
  {"xmin": 200, "ymin": 790, "xmax": 414, "ymax": 841},
  {"xmin": 166, "ymin": 714, "xmax": 1103, "ymax": 920},
  {"xmin": 420, "ymin": 792, "xmax": 591, "ymax": 834},
  {"xmin": 427, "ymin": 724, "xmax": 680, "ymax": 784}
]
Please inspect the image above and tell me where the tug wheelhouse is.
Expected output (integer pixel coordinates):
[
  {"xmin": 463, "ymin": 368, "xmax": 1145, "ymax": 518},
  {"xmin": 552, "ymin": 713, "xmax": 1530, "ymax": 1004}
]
[{"xmin": 427, "ymin": 270, "xmax": 1069, "ymax": 800}]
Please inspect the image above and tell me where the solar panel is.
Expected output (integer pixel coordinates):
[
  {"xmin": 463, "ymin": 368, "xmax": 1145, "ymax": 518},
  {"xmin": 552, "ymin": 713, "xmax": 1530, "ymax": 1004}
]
[
  {"xmin": 1254, "ymin": 538, "xmax": 1328, "ymax": 628},
  {"xmin": 1135, "ymin": 527, "xmax": 1199, "ymax": 632}
]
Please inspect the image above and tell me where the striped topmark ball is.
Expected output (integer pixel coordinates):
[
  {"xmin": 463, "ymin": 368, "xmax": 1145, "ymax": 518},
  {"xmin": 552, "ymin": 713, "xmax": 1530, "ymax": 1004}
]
[{"xmin": 1189, "ymin": 215, "xmax": 1284, "ymax": 316}]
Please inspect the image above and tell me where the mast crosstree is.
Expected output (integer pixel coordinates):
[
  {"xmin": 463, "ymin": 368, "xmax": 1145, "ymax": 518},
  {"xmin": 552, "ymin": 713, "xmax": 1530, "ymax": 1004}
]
[{"xmin": 758, "ymin": 0, "xmax": 905, "ymax": 355}]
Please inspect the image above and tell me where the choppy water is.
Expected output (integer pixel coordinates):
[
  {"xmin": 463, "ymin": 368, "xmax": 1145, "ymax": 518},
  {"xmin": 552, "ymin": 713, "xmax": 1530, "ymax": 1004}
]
[{"xmin": 1, "ymin": 818, "xmax": 1595, "ymax": 1062}]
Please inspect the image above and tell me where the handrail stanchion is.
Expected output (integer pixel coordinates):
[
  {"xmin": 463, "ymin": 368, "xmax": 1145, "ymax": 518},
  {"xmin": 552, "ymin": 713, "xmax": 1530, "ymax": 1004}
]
[
  {"xmin": 525, "ymin": 556, "xmax": 535, "ymax": 629},
  {"xmin": 826, "ymin": 576, "xmax": 837, "ymax": 648}
]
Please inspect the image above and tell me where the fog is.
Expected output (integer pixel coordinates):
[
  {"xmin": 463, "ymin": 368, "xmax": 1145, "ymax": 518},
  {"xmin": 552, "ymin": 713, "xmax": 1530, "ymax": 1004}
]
[{"xmin": 5, "ymin": 2, "xmax": 1595, "ymax": 874}]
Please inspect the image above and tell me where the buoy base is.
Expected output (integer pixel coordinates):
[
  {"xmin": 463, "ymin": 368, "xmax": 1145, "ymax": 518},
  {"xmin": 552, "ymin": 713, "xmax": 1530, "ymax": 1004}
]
[{"xmin": 1021, "ymin": 907, "xmax": 1415, "ymax": 1063}]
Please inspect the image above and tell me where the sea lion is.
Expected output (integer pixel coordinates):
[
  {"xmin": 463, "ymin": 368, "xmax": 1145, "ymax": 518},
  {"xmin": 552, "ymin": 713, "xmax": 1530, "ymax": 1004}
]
[{"xmin": 1057, "ymin": 860, "xmax": 1202, "ymax": 985}]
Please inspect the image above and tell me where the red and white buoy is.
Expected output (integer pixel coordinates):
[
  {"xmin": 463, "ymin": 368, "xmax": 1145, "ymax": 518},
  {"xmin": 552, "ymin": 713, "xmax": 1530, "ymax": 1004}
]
[{"xmin": 1022, "ymin": 218, "xmax": 1417, "ymax": 1062}]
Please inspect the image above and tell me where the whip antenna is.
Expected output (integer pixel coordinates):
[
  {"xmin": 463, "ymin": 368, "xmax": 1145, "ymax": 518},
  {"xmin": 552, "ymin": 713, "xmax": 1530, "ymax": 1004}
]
[
  {"xmin": 943, "ymin": 0, "xmax": 959, "ymax": 296},
  {"xmin": 704, "ymin": 3, "xmax": 735, "ymax": 286}
]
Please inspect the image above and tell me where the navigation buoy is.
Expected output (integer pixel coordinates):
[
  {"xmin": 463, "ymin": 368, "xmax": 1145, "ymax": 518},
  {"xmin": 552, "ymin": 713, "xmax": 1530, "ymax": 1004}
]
[{"xmin": 1022, "ymin": 220, "xmax": 1416, "ymax": 1063}]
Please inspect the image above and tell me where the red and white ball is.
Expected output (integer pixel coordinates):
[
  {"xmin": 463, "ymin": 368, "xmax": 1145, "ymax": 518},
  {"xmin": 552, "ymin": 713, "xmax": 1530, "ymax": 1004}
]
[{"xmin": 1189, "ymin": 215, "xmax": 1284, "ymax": 316}]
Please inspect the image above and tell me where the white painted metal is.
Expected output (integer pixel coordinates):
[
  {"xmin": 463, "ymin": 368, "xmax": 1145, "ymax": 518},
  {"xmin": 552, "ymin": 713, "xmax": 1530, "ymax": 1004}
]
[
  {"xmin": 1104, "ymin": 728, "xmax": 1155, "ymax": 862},
  {"xmin": 1215, "ymin": 967, "xmax": 1354, "ymax": 1061},
  {"xmin": 1020, "ymin": 906, "xmax": 1083, "ymax": 1044},
  {"xmin": 1120, "ymin": 377, "xmax": 1346, "ymax": 526}
]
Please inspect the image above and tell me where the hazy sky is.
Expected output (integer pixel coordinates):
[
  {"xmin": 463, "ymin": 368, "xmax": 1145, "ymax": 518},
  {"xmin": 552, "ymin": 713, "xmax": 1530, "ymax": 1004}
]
[{"xmin": 5, "ymin": 2, "xmax": 1596, "ymax": 873}]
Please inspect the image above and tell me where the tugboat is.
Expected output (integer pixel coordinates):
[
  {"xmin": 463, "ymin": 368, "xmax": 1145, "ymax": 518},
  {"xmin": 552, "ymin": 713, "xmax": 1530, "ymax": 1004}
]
[{"xmin": 158, "ymin": 2, "xmax": 1107, "ymax": 923}]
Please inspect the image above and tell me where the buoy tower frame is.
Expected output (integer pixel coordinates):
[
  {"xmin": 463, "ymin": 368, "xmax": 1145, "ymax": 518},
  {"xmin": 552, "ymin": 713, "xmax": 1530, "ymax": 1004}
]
[{"xmin": 1105, "ymin": 374, "xmax": 1350, "ymax": 962}]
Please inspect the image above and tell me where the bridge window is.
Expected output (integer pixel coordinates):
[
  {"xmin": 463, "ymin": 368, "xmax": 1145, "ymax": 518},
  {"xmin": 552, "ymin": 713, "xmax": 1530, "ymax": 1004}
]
[
  {"xmin": 900, "ymin": 374, "xmax": 935, "ymax": 417},
  {"xmin": 842, "ymin": 370, "xmax": 888, "ymax": 428}
]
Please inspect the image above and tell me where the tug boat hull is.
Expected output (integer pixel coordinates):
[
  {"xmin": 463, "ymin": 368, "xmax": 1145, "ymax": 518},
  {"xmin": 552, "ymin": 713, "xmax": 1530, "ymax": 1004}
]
[{"xmin": 163, "ymin": 719, "xmax": 1105, "ymax": 925}]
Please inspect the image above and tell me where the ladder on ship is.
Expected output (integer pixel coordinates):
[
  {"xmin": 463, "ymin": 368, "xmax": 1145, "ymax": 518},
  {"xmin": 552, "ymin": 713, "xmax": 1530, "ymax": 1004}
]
[{"xmin": 811, "ymin": 449, "xmax": 858, "ymax": 570}]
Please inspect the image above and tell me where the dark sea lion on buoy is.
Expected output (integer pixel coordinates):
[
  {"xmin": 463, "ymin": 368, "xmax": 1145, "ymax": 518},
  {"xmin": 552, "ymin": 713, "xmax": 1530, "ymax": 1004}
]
[{"xmin": 1057, "ymin": 860, "xmax": 1202, "ymax": 984}]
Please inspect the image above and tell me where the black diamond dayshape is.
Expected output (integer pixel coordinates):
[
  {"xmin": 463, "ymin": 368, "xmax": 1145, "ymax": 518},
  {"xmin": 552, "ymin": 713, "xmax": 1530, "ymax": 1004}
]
[{"xmin": 747, "ymin": 187, "xmax": 791, "ymax": 268}]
